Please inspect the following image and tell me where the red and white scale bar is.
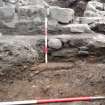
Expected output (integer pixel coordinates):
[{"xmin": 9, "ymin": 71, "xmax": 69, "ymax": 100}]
[
  {"xmin": 45, "ymin": 15, "xmax": 48, "ymax": 64},
  {"xmin": 44, "ymin": 7, "xmax": 50, "ymax": 64},
  {"xmin": 0, "ymin": 96, "xmax": 105, "ymax": 105}
]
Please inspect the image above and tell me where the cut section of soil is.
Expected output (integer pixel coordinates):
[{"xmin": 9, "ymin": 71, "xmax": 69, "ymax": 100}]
[{"xmin": 0, "ymin": 61, "xmax": 105, "ymax": 105}]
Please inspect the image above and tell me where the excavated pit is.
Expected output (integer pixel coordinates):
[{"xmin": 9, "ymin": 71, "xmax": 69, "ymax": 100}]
[{"xmin": 0, "ymin": 0, "xmax": 105, "ymax": 105}]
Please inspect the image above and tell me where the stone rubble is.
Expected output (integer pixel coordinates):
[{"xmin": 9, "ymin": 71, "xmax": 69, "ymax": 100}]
[
  {"xmin": 0, "ymin": 36, "xmax": 39, "ymax": 78},
  {"xmin": 0, "ymin": 0, "xmax": 105, "ymax": 34},
  {"xmin": 0, "ymin": 0, "xmax": 105, "ymax": 49},
  {"xmin": 49, "ymin": 6, "xmax": 74, "ymax": 23},
  {"xmin": 84, "ymin": 0, "xmax": 105, "ymax": 17},
  {"xmin": 1, "ymin": 33, "xmax": 105, "ymax": 73},
  {"xmin": 0, "ymin": 0, "xmax": 105, "ymax": 63},
  {"xmin": 0, "ymin": 6, "xmax": 15, "ymax": 20},
  {"xmin": 61, "ymin": 24, "xmax": 93, "ymax": 33}
]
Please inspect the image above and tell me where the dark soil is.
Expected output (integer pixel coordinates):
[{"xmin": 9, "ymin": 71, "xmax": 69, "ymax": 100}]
[{"xmin": 0, "ymin": 61, "xmax": 105, "ymax": 105}]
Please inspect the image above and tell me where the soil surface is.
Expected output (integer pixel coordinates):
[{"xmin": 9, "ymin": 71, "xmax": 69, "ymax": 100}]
[{"xmin": 0, "ymin": 61, "xmax": 105, "ymax": 105}]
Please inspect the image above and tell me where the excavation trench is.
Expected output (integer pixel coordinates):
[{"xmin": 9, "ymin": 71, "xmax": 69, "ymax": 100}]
[
  {"xmin": 0, "ymin": 62, "xmax": 105, "ymax": 105},
  {"xmin": 0, "ymin": 0, "xmax": 105, "ymax": 105},
  {"xmin": 0, "ymin": 35, "xmax": 105, "ymax": 105}
]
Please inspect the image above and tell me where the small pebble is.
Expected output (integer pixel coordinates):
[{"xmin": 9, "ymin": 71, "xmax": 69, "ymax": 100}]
[
  {"xmin": 78, "ymin": 51, "xmax": 89, "ymax": 55},
  {"xmin": 79, "ymin": 46, "xmax": 88, "ymax": 51}
]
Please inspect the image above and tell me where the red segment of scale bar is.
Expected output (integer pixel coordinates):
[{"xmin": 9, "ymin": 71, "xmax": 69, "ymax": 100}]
[
  {"xmin": 37, "ymin": 97, "xmax": 92, "ymax": 104},
  {"xmin": 43, "ymin": 47, "xmax": 48, "ymax": 54},
  {"xmin": 45, "ymin": 27, "xmax": 48, "ymax": 36}
]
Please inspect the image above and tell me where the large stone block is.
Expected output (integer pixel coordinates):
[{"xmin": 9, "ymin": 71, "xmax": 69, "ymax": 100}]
[
  {"xmin": 0, "ymin": 6, "xmax": 15, "ymax": 21},
  {"xmin": 84, "ymin": 0, "xmax": 105, "ymax": 17},
  {"xmin": 79, "ymin": 17, "xmax": 105, "ymax": 24},
  {"xmin": 84, "ymin": 10, "xmax": 100, "ymax": 17},
  {"xmin": 15, "ymin": 19, "xmax": 42, "ymax": 34},
  {"xmin": 50, "ymin": 6, "xmax": 74, "ymax": 23},
  {"xmin": 29, "ymin": 0, "xmax": 49, "ymax": 7},
  {"xmin": 78, "ymin": 17, "xmax": 105, "ymax": 33},
  {"xmin": 61, "ymin": 24, "xmax": 93, "ymax": 33},
  {"xmin": 17, "ymin": 0, "xmax": 48, "ymax": 6},
  {"xmin": 0, "ymin": 0, "xmax": 3, "ymax": 7},
  {"xmin": 17, "ymin": 5, "xmax": 44, "ymax": 20}
]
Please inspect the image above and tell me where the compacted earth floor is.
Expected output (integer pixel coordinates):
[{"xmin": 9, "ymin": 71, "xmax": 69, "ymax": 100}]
[{"xmin": 0, "ymin": 60, "xmax": 105, "ymax": 105}]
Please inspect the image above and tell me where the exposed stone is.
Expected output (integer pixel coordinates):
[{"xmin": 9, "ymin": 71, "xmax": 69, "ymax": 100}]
[
  {"xmin": 48, "ymin": 19, "xmax": 58, "ymax": 26},
  {"xmin": 0, "ymin": 36, "xmax": 39, "ymax": 77},
  {"xmin": 84, "ymin": 0, "xmax": 105, "ymax": 17},
  {"xmin": 14, "ymin": 18, "xmax": 44, "ymax": 35},
  {"xmin": 74, "ymin": 0, "xmax": 87, "ymax": 16},
  {"xmin": 0, "ymin": 0, "xmax": 3, "ymax": 7},
  {"xmin": 79, "ymin": 17, "xmax": 105, "ymax": 24},
  {"xmin": 0, "ymin": 36, "xmax": 38, "ymax": 63},
  {"xmin": 48, "ymin": 38, "xmax": 62, "ymax": 49},
  {"xmin": 1, "ymin": 34, "xmax": 105, "ymax": 76},
  {"xmin": 8, "ymin": 0, "xmax": 18, "ymax": 4},
  {"xmin": 47, "ymin": 34, "xmax": 105, "ymax": 62},
  {"xmin": 65, "ymin": 0, "xmax": 77, "ymax": 7},
  {"xmin": 0, "ymin": 6, "xmax": 15, "ymax": 21},
  {"xmin": 84, "ymin": 10, "xmax": 99, "ymax": 17},
  {"xmin": 96, "ymin": 23, "xmax": 105, "ymax": 32},
  {"xmin": 79, "ymin": 46, "xmax": 89, "ymax": 51},
  {"xmin": 29, "ymin": 0, "xmax": 49, "ymax": 7},
  {"xmin": 91, "ymin": 22, "xmax": 105, "ymax": 33},
  {"xmin": 18, "ymin": 0, "xmax": 49, "ymax": 7},
  {"xmin": 18, "ymin": 0, "xmax": 30, "ymax": 6},
  {"xmin": 0, "ymin": 34, "xmax": 105, "ymax": 63},
  {"xmin": 0, "ymin": 33, "xmax": 2, "ymax": 36},
  {"xmin": 76, "ymin": 17, "xmax": 105, "ymax": 33},
  {"xmin": 1, "ymin": 13, "xmax": 18, "ymax": 28},
  {"xmin": 17, "ymin": 5, "xmax": 44, "ymax": 19},
  {"xmin": 78, "ymin": 50, "xmax": 89, "ymax": 56},
  {"xmin": 50, "ymin": 6, "xmax": 74, "ymax": 23},
  {"xmin": 0, "ymin": 0, "xmax": 105, "ymax": 35},
  {"xmin": 61, "ymin": 24, "xmax": 93, "ymax": 33}
]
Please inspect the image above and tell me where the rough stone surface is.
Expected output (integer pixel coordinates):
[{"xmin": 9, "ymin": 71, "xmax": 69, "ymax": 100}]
[
  {"xmin": 0, "ymin": 6, "xmax": 15, "ymax": 20},
  {"xmin": 91, "ymin": 22, "xmax": 105, "ymax": 33},
  {"xmin": 17, "ymin": 5, "xmax": 44, "ymax": 18},
  {"xmin": 74, "ymin": 17, "xmax": 105, "ymax": 34},
  {"xmin": 61, "ymin": 24, "xmax": 93, "ymax": 33},
  {"xmin": 18, "ymin": 0, "xmax": 49, "ymax": 7},
  {"xmin": 0, "ymin": 36, "xmax": 39, "ymax": 77},
  {"xmin": 1, "ymin": 0, "xmax": 103, "ymax": 35},
  {"xmin": 1, "ymin": 34, "xmax": 105, "ymax": 75},
  {"xmin": 0, "ymin": 0, "xmax": 75, "ymax": 35},
  {"xmin": 0, "ymin": 0, "xmax": 3, "ymax": 7},
  {"xmin": 0, "ymin": 0, "xmax": 49, "ymax": 34},
  {"xmin": 0, "ymin": 0, "xmax": 105, "ymax": 35},
  {"xmin": 47, "ymin": 34, "xmax": 105, "ymax": 62},
  {"xmin": 54, "ymin": 0, "xmax": 89, "ymax": 16},
  {"xmin": 48, "ymin": 38, "xmax": 62, "ymax": 49},
  {"xmin": 79, "ymin": 17, "xmax": 105, "ymax": 24},
  {"xmin": 50, "ymin": 6, "xmax": 74, "ymax": 23},
  {"xmin": 84, "ymin": 0, "xmax": 105, "ymax": 17}
]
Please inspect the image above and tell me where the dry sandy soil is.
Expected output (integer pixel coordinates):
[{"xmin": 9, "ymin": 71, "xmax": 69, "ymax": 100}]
[{"xmin": 0, "ymin": 60, "xmax": 105, "ymax": 105}]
